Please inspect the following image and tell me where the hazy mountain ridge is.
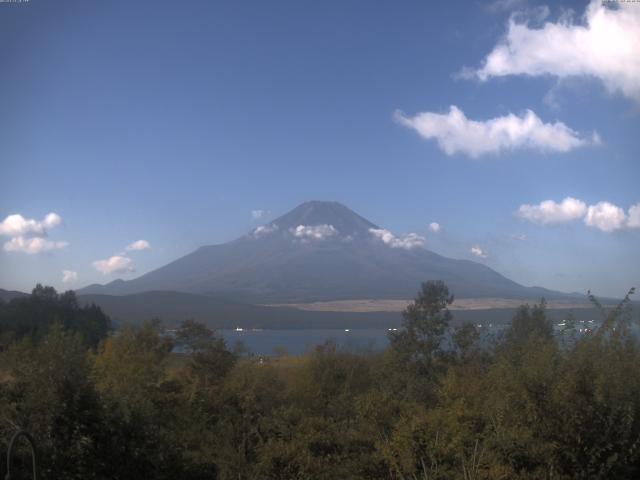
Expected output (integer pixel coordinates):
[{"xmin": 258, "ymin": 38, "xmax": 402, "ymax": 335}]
[{"xmin": 0, "ymin": 288, "xmax": 29, "ymax": 302}]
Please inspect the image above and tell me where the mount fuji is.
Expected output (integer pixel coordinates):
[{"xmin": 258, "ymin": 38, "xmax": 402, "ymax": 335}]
[{"xmin": 79, "ymin": 201, "xmax": 572, "ymax": 303}]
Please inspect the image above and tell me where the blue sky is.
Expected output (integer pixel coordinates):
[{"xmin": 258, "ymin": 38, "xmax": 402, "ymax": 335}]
[{"xmin": 1, "ymin": 0, "xmax": 639, "ymax": 298}]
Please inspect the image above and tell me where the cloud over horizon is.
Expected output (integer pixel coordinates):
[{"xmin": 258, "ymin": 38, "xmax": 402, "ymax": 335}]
[
  {"xmin": 0, "ymin": 212, "xmax": 61, "ymax": 237},
  {"xmin": 62, "ymin": 270, "xmax": 78, "ymax": 283},
  {"xmin": 470, "ymin": 0, "xmax": 640, "ymax": 102},
  {"xmin": 517, "ymin": 197, "xmax": 587, "ymax": 225},
  {"xmin": 92, "ymin": 255, "xmax": 134, "ymax": 275},
  {"xmin": 429, "ymin": 222, "xmax": 441, "ymax": 233},
  {"xmin": 518, "ymin": 198, "xmax": 640, "ymax": 232},
  {"xmin": 93, "ymin": 239, "xmax": 151, "ymax": 275},
  {"xmin": 125, "ymin": 239, "xmax": 150, "ymax": 251},
  {"xmin": 394, "ymin": 106, "xmax": 596, "ymax": 158},
  {"xmin": 584, "ymin": 201, "xmax": 628, "ymax": 233},
  {"xmin": 628, "ymin": 204, "xmax": 640, "ymax": 229},
  {"xmin": 4, "ymin": 237, "xmax": 69, "ymax": 254},
  {"xmin": 0, "ymin": 212, "xmax": 68, "ymax": 254}
]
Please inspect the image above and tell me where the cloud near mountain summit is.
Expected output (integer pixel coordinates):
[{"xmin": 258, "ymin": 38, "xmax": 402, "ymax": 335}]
[{"xmin": 369, "ymin": 228, "xmax": 425, "ymax": 250}]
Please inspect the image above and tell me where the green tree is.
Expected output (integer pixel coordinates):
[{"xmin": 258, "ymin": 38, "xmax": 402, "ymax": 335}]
[
  {"xmin": 256, "ymin": 343, "xmax": 383, "ymax": 479},
  {"xmin": 387, "ymin": 280, "xmax": 454, "ymax": 401},
  {"xmin": 0, "ymin": 285, "xmax": 111, "ymax": 348},
  {"xmin": 452, "ymin": 322, "xmax": 480, "ymax": 362},
  {"xmin": 0, "ymin": 324, "xmax": 104, "ymax": 479},
  {"xmin": 390, "ymin": 280, "xmax": 453, "ymax": 363},
  {"xmin": 176, "ymin": 319, "xmax": 236, "ymax": 397},
  {"xmin": 213, "ymin": 361, "xmax": 284, "ymax": 480},
  {"xmin": 504, "ymin": 299, "xmax": 553, "ymax": 347},
  {"xmin": 90, "ymin": 321, "xmax": 186, "ymax": 479}
]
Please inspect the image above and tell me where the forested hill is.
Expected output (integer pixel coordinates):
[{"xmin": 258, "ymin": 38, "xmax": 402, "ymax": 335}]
[{"xmin": 0, "ymin": 288, "xmax": 28, "ymax": 302}]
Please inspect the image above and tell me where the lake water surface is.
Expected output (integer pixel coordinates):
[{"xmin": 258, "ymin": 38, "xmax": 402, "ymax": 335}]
[
  {"xmin": 220, "ymin": 328, "xmax": 392, "ymax": 356},
  {"xmin": 210, "ymin": 317, "xmax": 609, "ymax": 356}
]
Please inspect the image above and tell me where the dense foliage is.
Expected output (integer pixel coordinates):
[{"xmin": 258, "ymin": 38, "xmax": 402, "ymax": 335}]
[
  {"xmin": 0, "ymin": 282, "xmax": 639, "ymax": 479},
  {"xmin": 0, "ymin": 285, "xmax": 111, "ymax": 348}
]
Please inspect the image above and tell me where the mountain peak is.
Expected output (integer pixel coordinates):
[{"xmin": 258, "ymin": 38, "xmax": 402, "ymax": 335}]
[
  {"xmin": 77, "ymin": 199, "xmax": 575, "ymax": 302},
  {"xmin": 270, "ymin": 201, "xmax": 379, "ymax": 236}
]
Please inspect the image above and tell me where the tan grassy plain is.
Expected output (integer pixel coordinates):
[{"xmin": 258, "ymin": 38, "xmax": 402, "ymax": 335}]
[{"xmin": 266, "ymin": 298, "xmax": 597, "ymax": 313}]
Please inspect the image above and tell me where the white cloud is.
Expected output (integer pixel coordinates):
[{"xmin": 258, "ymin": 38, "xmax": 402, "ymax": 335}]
[
  {"xmin": 62, "ymin": 270, "xmax": 78, "ymax": 284},
  {"xmin": 253, "ymin": 224, "xmax": 278, "ymax": 238},
  {"xmin": 428, "ymin": 222, "xmax": 441, "ymax": 233},
  {"xmin": 42, "ymin": 212, "xmax": 62, "ymax": 229},
  {"xmin": 517, "ymin": 197, "xmax": 587, "ymax": 224},
  {"xmin": 3, "ymin": 237, "xmax": 69, "ymax": 254},
  {"xmin": 394, "ymin": 106, "xmax": 594, "ymax": 158},
  {"xmin": 0, "ymin": 212, "xmax": 61, "ymax": 237},
  {"xmin": 125, "ymin": 239, "xmax": 150, "ymax": 251},
  {"xmin": 628, "ymin": 203, "xmax": 640, "ymax": 229},
  {"xmin": 92, "ymin": 255, "xmax": 134, "ymax": 275},
  {"xmin": 251, "ymin": 210, "xmax": 268, "ymax": 220},
  {"xmin": 292, "ymin": 224, "xmax": 337, "ymax": 241},
  {"xmin": 0, "ymin": 214, "xmax": 43, "ymax": 237},
  {"xmin": 584, "ymin": 201, "xmax": 627, "ymax": 232},
  {"xmin": 95, "ymin": 239, "xmax": 149, "ymax": 275},
  {"xmin": 472, "ymin": 1, "xmax": 640, "ymax": 102},
  {"xmin": 0, "ymin": 212, "xmax": 68, "ymax": 254},
  {"xmin": 517, "ymin": 197, "xmax": 640, "ymax": 232},
  {"xmin": 511, "ymin": 233, "xmax": 527, "ymax": 241},
  {"xmin": 369, "ymin": 228, "xmax": 425, "ymax": 250},
  {"xmin": 471, "ymin": 246, "xmax": 488, "ymax": 258}
]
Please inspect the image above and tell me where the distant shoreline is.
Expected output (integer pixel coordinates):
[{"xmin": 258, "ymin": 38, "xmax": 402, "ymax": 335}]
[{"xmin": 265, "ymin": 298, "xmax": 606, "ymax": 313}]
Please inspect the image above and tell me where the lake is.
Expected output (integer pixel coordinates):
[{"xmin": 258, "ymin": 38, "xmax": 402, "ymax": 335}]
[
  {"xmin": 220, "ymin": 328, "xmax": 394, "ymax": 356},
  {"xmin": 178, "ymin": 316, "xmax": 609, "ymax": 356}
]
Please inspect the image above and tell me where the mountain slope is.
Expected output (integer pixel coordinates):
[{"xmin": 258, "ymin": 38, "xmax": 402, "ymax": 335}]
[
  {"xmin": 79, "ymin": 201, "xmax": 576, "ymax": 302},
  {"xmin": 0, "ymin": 288, "xmax": 29, "ymax": 302}
]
